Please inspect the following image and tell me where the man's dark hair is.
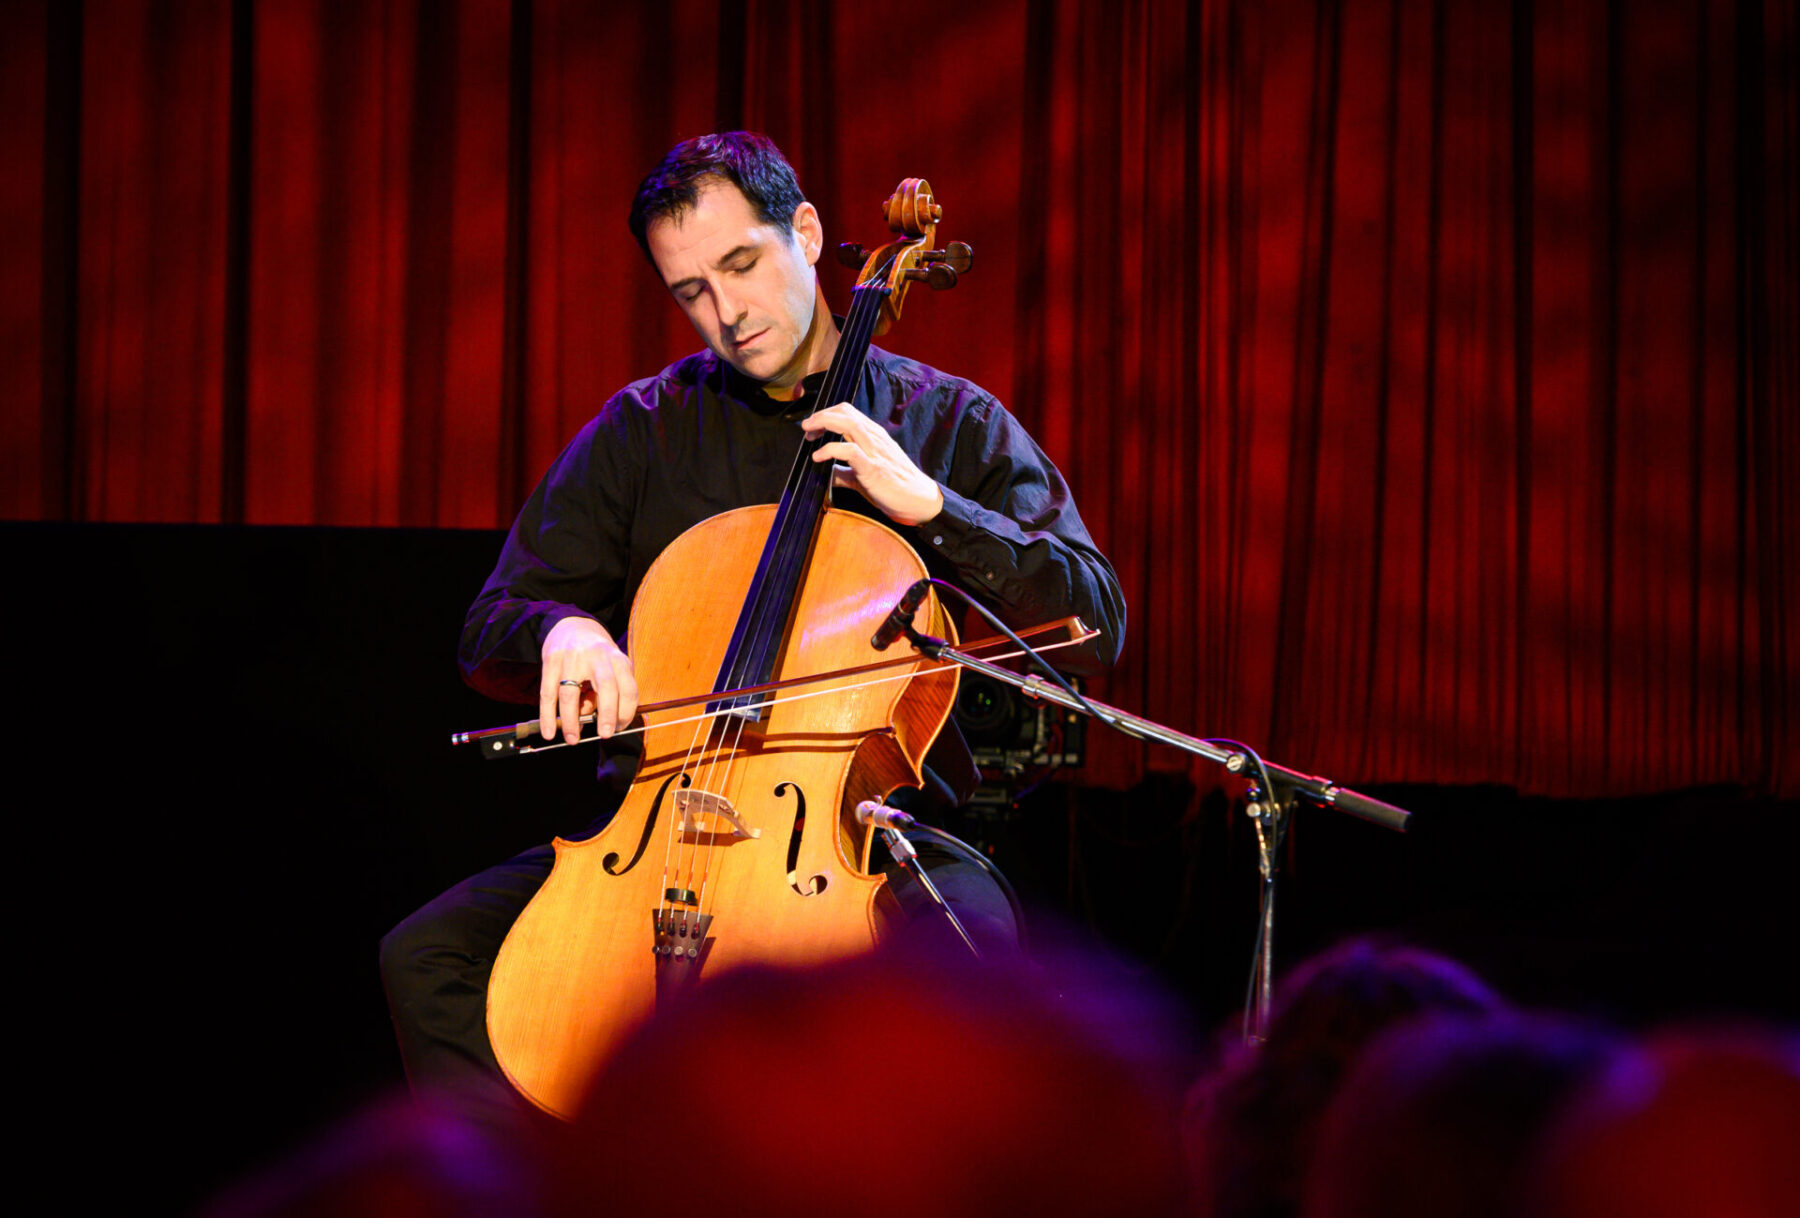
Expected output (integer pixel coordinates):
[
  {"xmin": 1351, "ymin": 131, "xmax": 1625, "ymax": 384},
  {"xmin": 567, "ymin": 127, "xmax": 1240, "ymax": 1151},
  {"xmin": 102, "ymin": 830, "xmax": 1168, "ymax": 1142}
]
[{"xmin": 628, "ymin": 131, "xmax": 807, "ymax": 259}]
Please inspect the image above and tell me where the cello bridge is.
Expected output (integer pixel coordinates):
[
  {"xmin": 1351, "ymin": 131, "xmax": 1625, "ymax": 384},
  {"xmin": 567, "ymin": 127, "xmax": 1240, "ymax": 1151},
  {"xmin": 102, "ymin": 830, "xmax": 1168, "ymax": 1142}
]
[{"xmin": 674, "ymin": 789, "xmax": 761, "ymax": 839}]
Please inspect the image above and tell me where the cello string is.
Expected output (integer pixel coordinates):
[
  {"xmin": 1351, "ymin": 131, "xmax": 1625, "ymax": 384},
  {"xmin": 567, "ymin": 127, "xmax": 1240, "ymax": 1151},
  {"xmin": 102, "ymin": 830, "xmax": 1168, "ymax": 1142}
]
[
  {"xmin": 659, "ymin": 669, "xmax": 725, "ymax": 934},
  {"xmin": 687, "ymin": 692, "xmax": 754, "ymax": 932},
  {"xmin": 717, "ymin": 286, "xmax": 885, "ymax": 713},
  {"xmin": 712, "ymin": 287, "xmax": 862, "ymax": 705},
  {"xmin": 680, "ymin": 282, "xmax": 886, "ymax": 925},
  {"xmin": 674, "ymin": 576, "xmax": 781, "ymax": 926},
  {"xmin": 717, "ymin": 280, "xmax": 887, "ymax": 713},
  {"xmin": 625, "ymin": 245, "xmax": 908, "ymax": 959},
  {"xmin": 767, "ymin": 257, "xmax": 891, "ymax": 496},
  {"xmin": 686, "ymin": 278, "xmax": 895, "ymax": 931},
  {"xmin": 725, "ymin": 273, "xmax": 888, "ymax": 699}
]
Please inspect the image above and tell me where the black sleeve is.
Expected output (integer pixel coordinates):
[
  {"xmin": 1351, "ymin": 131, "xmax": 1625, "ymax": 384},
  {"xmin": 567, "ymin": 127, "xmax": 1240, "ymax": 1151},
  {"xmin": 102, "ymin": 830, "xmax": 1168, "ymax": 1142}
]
[
  {"xmin": 457, "ymin": 409, "xmax": 637, "ymax": 704},
  {"xmin": 922, "ymin": 397, "xmax": 1126, "ymax": 671}
]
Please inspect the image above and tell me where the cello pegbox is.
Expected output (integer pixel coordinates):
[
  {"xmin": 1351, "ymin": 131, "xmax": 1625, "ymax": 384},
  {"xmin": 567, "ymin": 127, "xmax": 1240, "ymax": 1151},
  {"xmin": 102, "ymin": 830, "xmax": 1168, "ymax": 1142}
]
[{"xmin": 853, "ymin": 176, "xmax": 953, "ymax": 332}]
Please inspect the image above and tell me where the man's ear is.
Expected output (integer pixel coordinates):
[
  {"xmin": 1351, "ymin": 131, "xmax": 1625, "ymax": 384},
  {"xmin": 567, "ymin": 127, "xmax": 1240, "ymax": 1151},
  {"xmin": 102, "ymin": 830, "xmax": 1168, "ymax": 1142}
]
[{"xmin": 791, "ymin": 201, "xmax": 823, "ymax": 266}]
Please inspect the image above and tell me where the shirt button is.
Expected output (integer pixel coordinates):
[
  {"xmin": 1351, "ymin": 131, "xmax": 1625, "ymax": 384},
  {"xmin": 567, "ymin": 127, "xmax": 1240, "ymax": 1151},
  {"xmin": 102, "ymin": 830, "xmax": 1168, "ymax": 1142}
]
[
  {"xmin": 932, "ymin": 535, "xmax": 944, "ymax": 546},
  {"xmin": 985, "ymin": 571, "xmax": 996, "ymax": 581}
]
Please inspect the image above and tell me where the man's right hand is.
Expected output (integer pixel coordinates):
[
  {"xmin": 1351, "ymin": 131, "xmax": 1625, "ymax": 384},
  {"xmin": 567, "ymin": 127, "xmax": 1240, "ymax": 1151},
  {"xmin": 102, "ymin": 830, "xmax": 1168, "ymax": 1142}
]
[{"xmin": 540, "ymin": 616, "xmax": 640, "ymax": 744}]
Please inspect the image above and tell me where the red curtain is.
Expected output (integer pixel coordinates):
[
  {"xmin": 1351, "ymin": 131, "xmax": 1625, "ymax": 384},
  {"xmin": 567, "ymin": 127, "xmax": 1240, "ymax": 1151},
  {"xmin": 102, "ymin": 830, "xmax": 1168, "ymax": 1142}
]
[{"xmin": 4, "ymin": 0, "xmax": 1794, "ymax": 796}]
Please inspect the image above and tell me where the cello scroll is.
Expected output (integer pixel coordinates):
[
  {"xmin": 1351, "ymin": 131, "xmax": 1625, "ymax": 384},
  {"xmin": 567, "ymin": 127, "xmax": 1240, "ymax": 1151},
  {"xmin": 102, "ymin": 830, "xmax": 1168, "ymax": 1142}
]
[{"xmin": 834, "ymin": 178, "xmax": 975, "ymax": 333}]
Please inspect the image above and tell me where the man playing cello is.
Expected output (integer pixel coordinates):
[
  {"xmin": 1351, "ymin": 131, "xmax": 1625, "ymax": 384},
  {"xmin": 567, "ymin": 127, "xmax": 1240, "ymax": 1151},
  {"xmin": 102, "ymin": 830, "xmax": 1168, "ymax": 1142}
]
[{"xmin": 381, "ymin": 131, "xmax": 1124, "ymax": 1119}]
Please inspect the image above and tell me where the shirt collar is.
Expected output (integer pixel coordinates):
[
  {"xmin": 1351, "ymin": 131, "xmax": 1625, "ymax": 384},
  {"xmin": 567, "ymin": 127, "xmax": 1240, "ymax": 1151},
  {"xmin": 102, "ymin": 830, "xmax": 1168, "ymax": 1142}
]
[
  {"xmin": 719, "ymin": 360, "xmax": 833, "ymax": 418},
  {"xmin": 714, "ymin": 316, "xmax": 853, "ymax": 419}
]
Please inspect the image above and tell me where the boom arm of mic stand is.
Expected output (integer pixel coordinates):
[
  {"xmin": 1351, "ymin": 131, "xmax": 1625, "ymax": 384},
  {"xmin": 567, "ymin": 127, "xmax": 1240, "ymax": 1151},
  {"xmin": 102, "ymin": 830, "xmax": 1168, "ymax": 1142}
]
[{"xmin": 901, "ymin": 631, "xmax": 1412, "ymax": 834}]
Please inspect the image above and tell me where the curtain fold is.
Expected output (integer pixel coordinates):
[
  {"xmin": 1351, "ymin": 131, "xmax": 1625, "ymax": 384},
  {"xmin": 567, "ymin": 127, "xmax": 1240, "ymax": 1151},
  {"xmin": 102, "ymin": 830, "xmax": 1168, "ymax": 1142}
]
[{"xmin": 4, "ymin": 0, "xmax": 1794, "ymax": 796}]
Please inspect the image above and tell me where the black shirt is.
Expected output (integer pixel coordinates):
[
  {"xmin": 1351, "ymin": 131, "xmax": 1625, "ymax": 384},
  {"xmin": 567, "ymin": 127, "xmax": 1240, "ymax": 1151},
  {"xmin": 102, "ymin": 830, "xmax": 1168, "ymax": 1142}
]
[
  {"xmin": 458, "ymin": 345, "xmax": 1125, "ymax": 804},
  {"xmin": 462, "ymin": 344, "xmax": 1123, "ymax": 687}
]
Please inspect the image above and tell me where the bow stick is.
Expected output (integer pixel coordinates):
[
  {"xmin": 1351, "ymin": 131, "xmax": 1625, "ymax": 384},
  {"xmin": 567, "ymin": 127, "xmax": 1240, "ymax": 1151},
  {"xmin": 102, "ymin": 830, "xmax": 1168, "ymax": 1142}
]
[{"xmin": 451, "ymin": 616, "xmax": 1096, "ymax": 753}]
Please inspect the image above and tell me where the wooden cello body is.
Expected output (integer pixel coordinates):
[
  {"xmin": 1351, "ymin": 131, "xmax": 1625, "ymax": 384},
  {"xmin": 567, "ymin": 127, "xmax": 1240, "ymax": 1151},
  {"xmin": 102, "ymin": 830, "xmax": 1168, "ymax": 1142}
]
[{"xmin": 485, "ymin": 181, "xmax": 967, "ymax": 1119}]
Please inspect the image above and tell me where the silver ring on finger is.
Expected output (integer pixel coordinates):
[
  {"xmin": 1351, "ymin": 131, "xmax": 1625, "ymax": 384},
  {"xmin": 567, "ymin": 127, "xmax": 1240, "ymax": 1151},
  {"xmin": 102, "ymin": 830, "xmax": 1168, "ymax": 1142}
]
[{"xmin": 559, "ymin": 679, "xmax": 582, "ymax": 688}]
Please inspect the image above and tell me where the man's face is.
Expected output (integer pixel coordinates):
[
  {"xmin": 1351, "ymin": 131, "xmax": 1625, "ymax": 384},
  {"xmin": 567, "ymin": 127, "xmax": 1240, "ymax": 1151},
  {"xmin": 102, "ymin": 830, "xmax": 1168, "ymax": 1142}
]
[{"xmin": 647, "ymin": 179, "xmax": 824, "ymax": 389}]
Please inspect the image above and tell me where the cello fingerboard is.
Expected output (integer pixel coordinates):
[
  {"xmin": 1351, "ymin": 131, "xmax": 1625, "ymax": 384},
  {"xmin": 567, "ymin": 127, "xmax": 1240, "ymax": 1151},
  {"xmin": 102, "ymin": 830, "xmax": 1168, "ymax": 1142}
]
[{"xmin": 706, "ymin": 279, "xmax": 892, "ymax": 719}]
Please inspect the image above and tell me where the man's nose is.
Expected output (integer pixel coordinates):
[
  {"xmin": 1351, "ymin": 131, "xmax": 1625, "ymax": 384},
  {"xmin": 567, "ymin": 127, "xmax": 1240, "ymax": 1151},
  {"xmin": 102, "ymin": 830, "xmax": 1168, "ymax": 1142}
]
[{"xmin": 715, "ymin": 285, "xmax": 748, "ymax": 329}]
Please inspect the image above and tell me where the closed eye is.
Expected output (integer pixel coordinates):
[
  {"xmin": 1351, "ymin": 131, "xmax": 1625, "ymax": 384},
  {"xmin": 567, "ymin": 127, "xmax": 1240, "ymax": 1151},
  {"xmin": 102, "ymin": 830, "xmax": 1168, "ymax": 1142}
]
[{"xmin": 670, "ymin": 252, "xmax": 757, "ymax": 302}]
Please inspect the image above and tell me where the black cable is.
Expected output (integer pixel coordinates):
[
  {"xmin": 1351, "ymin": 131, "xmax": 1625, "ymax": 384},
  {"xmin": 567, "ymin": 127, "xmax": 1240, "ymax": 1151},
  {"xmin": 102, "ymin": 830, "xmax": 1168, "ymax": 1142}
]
[
  {"xmin": 902, "ymin": 821, "xmax": 1032, "ymax": 959},
  {"xmin": 916, "ymin": 577, "xmax": 1121, "ymax": 733},
  {"xmin": 1201, "ymin": 737, "xmax": 1279, "ymax": 821}
]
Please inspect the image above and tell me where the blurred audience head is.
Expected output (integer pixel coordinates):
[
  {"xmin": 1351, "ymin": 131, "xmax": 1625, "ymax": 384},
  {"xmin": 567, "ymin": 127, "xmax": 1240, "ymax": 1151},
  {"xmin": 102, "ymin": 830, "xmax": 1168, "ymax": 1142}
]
[
  {"xmin": 1301, "ymin": 1009, "xmax": 1620, "ymax": 1218},
  {"xmin": 1183, "ymin": 937, "xmax": 1504, "ymax": 1218},
  {"xmin": 200, "ymin": 1094, "xmax": 534, "ymax": 1218},
  {"xmin": 548, "ymin": 948, "xmax": 1188, "ymax": 1218},
  {"xmin": 1520, "ymin": 1025, "xmax": 1800, "ymax": 1218}
]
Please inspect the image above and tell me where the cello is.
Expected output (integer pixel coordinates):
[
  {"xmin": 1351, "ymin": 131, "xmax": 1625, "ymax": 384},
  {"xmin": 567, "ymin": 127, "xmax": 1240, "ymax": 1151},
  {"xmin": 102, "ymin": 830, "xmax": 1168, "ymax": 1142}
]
[{"xmin": 485, "ymin": 180, "xmax": 972, "ymax": 1119}]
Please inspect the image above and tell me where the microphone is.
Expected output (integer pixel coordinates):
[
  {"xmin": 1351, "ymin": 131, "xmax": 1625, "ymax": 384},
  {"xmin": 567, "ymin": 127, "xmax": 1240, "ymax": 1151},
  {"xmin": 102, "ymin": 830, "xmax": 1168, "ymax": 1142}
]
[
  {"xmin": 855, "ymin": 800, "xmax": 917, "ymax": 831},
  {"xmin": 870, "ymin": 579, "xmax": 931, "ymax": 650}
]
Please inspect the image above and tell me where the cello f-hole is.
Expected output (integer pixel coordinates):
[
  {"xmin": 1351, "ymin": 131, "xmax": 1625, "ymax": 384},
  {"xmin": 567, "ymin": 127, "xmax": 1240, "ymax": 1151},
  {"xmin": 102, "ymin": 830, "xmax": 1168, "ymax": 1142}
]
[
  {"xmin": 604, "ymin": 772, "xmax": 686, "ymax": 876},
  {"xmin": 775, "ymin": 780, "xmax": 828, "ymax": 896}
]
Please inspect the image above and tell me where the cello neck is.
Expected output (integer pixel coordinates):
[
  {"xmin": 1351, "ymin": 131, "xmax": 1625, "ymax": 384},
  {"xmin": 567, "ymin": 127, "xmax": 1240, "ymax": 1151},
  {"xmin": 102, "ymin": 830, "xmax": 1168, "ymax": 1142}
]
[{"xmin": 708, "ymin": 280, "xmax": 892, "ymax": 719}]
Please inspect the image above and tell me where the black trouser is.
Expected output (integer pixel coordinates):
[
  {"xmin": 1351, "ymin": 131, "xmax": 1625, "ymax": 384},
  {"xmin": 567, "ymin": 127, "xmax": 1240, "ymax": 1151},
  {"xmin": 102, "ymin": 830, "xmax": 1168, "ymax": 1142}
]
[{"xmin": 379, "ymin": 831, "xmax": 1014, "ymax": 1126}]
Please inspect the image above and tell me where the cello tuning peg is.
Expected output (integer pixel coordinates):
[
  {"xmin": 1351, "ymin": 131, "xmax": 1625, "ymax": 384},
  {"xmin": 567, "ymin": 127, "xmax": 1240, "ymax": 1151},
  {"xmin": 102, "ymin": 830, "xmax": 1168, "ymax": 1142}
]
[
  {"xmin": 920, "ymin": 243, "xmax": 974, "ymax": 275},
  {"xmin": 836, "ymin": 242, "xmax": 867, "ymax": 268},
  {"xmin": 925, "ymin": 263, "xmax": 959, "ymax": 290},
  {"xmin": 902, "ymin": 265, "xmax": 958, "ymax": 289}
]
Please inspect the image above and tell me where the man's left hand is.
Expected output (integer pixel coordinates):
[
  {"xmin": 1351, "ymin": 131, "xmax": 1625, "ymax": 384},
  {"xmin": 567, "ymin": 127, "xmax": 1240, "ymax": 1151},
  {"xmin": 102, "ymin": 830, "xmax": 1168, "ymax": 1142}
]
[{"xmin": 802, "ymin": 402, "xmax": 944, "ymax": 527}]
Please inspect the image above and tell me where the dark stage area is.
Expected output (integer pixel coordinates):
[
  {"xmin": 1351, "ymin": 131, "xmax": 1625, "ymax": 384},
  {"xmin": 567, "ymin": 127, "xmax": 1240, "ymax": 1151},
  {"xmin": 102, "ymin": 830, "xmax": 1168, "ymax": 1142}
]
[{"xmin": 10, "ymin": 521, "xmax": 1794, "ymax": 1213}]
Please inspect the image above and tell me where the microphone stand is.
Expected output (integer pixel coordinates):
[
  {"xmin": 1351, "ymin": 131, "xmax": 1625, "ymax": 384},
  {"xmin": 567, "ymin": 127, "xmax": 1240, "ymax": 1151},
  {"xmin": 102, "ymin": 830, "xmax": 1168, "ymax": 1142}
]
[
  {"xmin": 857, "ymin": 801, "xmax": 983, "ymax": 960},
  {"xmin": 888, "ymin": 620, "xmax": 1411, "ymax": 1042},
  {"xmin": 880, "ymin": 825, "xmax": 983, "ymax": 960},
  {"xmin": 1242, "ymin": 784, "xmax": 1290, "ymax": 1045}
]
